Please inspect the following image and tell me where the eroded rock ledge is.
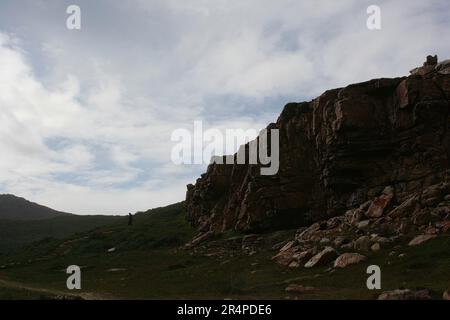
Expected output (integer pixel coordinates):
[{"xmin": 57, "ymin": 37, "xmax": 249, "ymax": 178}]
[{"xmin": 185, "ymin": 57, "xmax": 450, "ymax": 238}]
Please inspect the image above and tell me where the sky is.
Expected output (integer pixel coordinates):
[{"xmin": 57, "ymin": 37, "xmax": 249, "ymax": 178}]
[{"xmin": 0, "ymin": 0, "xmax": 449, "ymax": 215}]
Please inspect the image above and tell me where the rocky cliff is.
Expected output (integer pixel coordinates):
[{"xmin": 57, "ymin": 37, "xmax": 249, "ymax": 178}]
[{"xmin": 185, "ymin": 57, "xmax": 450, "ymax": 238}]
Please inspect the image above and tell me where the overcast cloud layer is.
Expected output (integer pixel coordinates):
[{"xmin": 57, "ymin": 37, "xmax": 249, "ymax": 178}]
[{"xmin": 0, "ymin": 0, "xmax": 449, "ymax": 215}]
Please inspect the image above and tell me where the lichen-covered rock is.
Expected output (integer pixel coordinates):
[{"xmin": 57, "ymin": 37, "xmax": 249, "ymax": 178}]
[{"xmin": 334, "ymin": 253, "xmax": 367, "ymax": 268}]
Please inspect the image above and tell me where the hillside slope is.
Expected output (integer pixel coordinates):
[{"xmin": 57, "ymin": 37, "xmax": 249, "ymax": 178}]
[
  {"xmin": 0, "ymin": 215, "xmax": 122, "ymax": 254},
  {"xmin": 0, "ymin": 194, "xmax": 71, "ymax": 221},
  {"xmin": 0, "ymin": 202, "xmax": 449, "ymax": 299},
  {"xmin": 0, "ymin": 194, "xmax": 122, "ymax": 253}
]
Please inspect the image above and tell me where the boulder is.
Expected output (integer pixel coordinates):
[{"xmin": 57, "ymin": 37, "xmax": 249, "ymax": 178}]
[
  {"xmin": 304, "ymin": 247, "xmax": 337, "ymax": 268},
  {"xmin": 334, "ymin": 253, "xmax": 367, "ymax": 268}
]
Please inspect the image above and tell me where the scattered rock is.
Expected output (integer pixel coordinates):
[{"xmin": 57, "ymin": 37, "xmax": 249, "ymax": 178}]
[
  {"xmin": 354, "ymin": 236, "xmax": 371, "ymax": 251},
  {"xmin": 333, "ymin": 236, "xmax": 348, "ymax": 247},
  {"xmin": 107, "ymin": 268, "xmax": 127, "ymax": 272},
  {"xmin": 443, "ymin": 290, "xmax": 450, "ymax": 300},
  {"xmin": 334, "ymin": 253, "xmax": 367, "ymax": 268},
  {"xmin": 272, "ymin": 247, "xmax": 297, "ymax": 266},
  {"xmin": 285, "ymin": 284, "xmax": 315, "ymax": 293},
  {"xmin": 357, "ymin": 220, "xmax": 370, "ymax": 229},
  {"xmin": 437, "ymin": 220, "xmax": 450, "ymax": 232},
  {"xmin": 378, "ymin": 289, "xmax": 431, "ymax": 300},
  {"xmin": 279, "ymin": 241, "xmax": 296, "ymax": 252},
  {"xmin": 371, "ymin": 243, "xmax": 381, "ymax": 252},
  {"xmin": 185, "ymin": 231, "xmax": 215, "ymax": 248},
  {"xmin": 346, "ymin": 208, "xmax": 364, "ymax": 226},
  {"xmin": 388, "ymin": 197, "xmax": 418, "ymax": 219},
  {"xmin": 408, "ymin": 234, "xmax": 437, "ymax": 246},
  {"xmin": 292, "ymin": 249, "xmax": 316, "ymax": 265}
]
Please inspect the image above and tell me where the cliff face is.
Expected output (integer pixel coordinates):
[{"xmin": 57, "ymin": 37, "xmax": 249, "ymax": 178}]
[{"xmin": 185, "ymin": 64, "xmax": 450, "ymax": 235}]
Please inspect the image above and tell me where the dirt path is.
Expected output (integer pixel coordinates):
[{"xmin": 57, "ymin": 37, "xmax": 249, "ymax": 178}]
[{"xmin": 0, "ymin": 276, "xmax": 112, "ymax": 300}]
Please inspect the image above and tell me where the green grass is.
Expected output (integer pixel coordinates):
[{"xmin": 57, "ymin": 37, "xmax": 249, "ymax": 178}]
[
  {"xmin": 0, "ymin": 215, "xmax": 121, "ymax": 254},
  {"xmin": 0, "ymin": 202, "xmax": 449, "ymax": 299}
]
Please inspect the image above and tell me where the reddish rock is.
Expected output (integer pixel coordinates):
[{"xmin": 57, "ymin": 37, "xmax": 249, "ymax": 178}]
[
  {"xmin": 366, "ymin": 187, "xmax": 394, "ymax": 218},
  {"xmin": 304, "ymin": 247, "xmax": 337, "ymax": 268}
]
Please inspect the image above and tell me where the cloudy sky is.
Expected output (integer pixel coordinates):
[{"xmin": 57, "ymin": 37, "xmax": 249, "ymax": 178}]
[{"xmin": 0, "ymin": 0, "xmax": 449, "ymax": 215}]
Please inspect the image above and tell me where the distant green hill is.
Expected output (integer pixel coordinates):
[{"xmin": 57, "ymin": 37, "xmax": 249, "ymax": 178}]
[{"xmin": 0, "ymin": 194, "xmax": 71, "ymax": 220}]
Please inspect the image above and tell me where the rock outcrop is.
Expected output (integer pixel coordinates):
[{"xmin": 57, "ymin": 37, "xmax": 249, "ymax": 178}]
[{"xmin": 185, "ymin": 56, "xmax": 450, "ymax": 237}]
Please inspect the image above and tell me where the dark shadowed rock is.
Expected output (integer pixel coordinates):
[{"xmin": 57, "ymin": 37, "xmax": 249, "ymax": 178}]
[
  {"xmin": 304, "ymin": 247, "xmax": 337, "ymax": 268},
  {"xmin": 285, "ymin": 284, "xmax": 315, "ymax": 293},
  {"xmin": 443, "ymin": 290, "xmax": 450, "ymax": 300},
  {"xmin": 408, "ymin": 234, "xmax": 437, "ymax": 246}
]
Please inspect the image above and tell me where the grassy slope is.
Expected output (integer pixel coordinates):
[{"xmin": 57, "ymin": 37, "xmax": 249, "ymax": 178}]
[
  {"xmin": 0, "ymin": 215, "xmax": 122, "ymax": 254},
  {"xmin": 0, "ymin": 202, "xmax": 449, "ymax": 299}
]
